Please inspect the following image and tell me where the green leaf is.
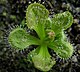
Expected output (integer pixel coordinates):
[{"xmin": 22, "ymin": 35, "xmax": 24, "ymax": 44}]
[
  {"xmin": 8, "ymin": 28, "xmax": 40, "ymax": 50},
  {"xmin": 20, "ymin": 19, "xmax": 26, "ymax": 28},
  {"xmin": 26, "ymin": 3, "xmax": 49, "ymax": 29},
  {"xmin": 48, "ymin": 30, "xmax": 73, "ymax": 59},
  {"xmin": 29, "ymin": 45, "xmax": 56, "ymax": 71},
  {"xmin": 26, "ymin": 3, "xmax": 49, "ymax": 40},
  {"xmin": 51, "ymin": 11, "xmax": 73, "ymax": 34},
  {"xmin": 27, "ymin": 47, "xmax": 40, "ymax": 62},
  {"xmin": 45, "ymin": 17, "xmax": 52, "ymax": 29}
]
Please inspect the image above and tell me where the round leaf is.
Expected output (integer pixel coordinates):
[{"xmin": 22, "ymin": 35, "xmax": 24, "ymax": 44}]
[
  {"xmin": 8, "ymin": 28, "xmax": 40, "ymax": 50},
  {"xmin": 26, "ymin": 3, "xmax": 49, "ymax": 29},
  {"xmin": 51, "ymin": 11, "xmax": 73, "ymax": 33}
]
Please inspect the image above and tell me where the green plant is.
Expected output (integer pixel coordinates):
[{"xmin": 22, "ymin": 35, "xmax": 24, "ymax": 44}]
[{"xmin": 8, "ymin": 3, "xmax": 73, "ymax": 72}]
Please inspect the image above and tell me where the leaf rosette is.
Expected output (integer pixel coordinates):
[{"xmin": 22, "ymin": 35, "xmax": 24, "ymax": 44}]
[{"xmin": 8, "ymin": 3, "xmax": 73, "ymax": 71}]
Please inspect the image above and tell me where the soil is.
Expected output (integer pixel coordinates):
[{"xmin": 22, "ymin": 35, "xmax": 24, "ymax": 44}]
[{"xmin": 0, "ymin": 0, "xmax": 80, "ymax": 72}]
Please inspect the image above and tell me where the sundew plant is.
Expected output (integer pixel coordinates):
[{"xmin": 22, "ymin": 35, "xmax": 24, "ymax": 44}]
[{"xmin": 8, "ymin": 3, "xmax": 73, "ymax": 71}]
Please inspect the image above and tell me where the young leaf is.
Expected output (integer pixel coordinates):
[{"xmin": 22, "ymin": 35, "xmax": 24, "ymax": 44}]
[
  {"xmin": 8, "ymin": 28, "xmax": 40, "ymax": 50},
  {"xmin": 20, "ymin": 19, "xmax": 26, "ymax": 28},
  {"xmin": 48, "ymin": 30, "xmax": 73, "ymax": 59},
  {"xmin": 26, "ymin": 3, "xmax": 49, "ymax": 40},
  {"xmin": 31, "ymin": 45, "xmax": 56, "ymax": 71},
  {"xmin": 51, "ymin": 11, "xmax": 73, "ymax": 34}
]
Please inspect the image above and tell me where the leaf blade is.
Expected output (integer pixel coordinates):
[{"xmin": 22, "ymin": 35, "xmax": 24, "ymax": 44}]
[
  {"xmin": 26, "ymin": 3, "xmax": 49, "ymax": 40},
  {"xmin": 51, "ymin": 11, "xmax": 73, "ymax": 33},
  {"xmin": 48, "ymin": 30, "xmax": 73, "ymax": 59},
  {"xmin": 8, "ymin": 28, "xmax": 40, "ymax": 50},
  {"xmin": 31, "ymin": 45, "xmax": 56, "ymax": 71},
  {"xmin": 26, "ymin": 3, "xmax": 49, "ymax": 29}
]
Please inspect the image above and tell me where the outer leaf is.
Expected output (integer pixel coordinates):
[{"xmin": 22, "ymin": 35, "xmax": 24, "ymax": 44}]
[
  {"xmin": 48, "ymin": 30, "xmax": 73, "ymax": 59},
  {"xmin": 26, "ymin": 3, "xmax": 49, "ymax": 29},
  {"xmin": 26, "ymin": 3, "xmax": 49, "ymax": 40},
  {"xmin": 8, "ymin": 28, "xmax": 40, "ymax": 50},
  {"xmin": 51, "ymin": 11, "xmax": 73, "ymax": 34},
  {"xmin": 27, "ymin": 47, "xmax": 40, "ymax": 63},
  {"xmin": 32, "ymin": 45, "xmax": 56, "ymax": 71}
]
